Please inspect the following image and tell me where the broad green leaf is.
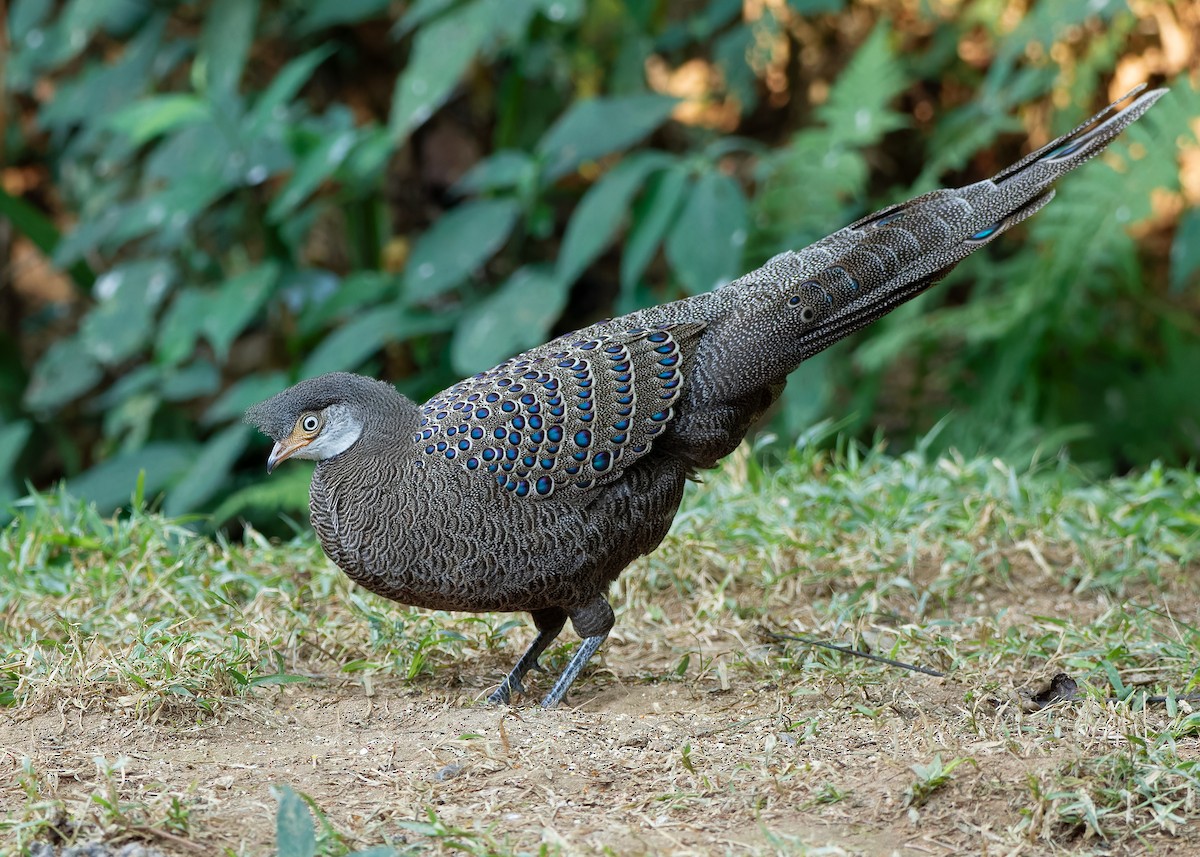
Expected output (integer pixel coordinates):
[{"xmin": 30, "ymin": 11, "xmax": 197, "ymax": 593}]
[
  {"xmin": 451, "ymin": 266, "xmax": 568, "ymax": 374},
  {"xmin": 23, "ymin": 336, "xmax": 103, "ymax": 412},
  {"xmin": 536, "ymin": 94, "xmax": 678, "ymax": 183},
  {"xmin": 144, "ymin": 122, "xmax": 235, "ymax": 189},
  {"xmin": 298, "ymin": 271, "xmax": 398, "ymax": 337},
  {"xmin": 534, "ymin": 0, "xmax": 584, "ymax": 23},
  {"xmin": 9, "ymin": 0, "xmax": 142, "ymax": 85},
  {"xmin": 665, "ymin": 171, "xmax": 747, "ymax": 295},
  {"xmin": 389, "ymin": 0, "xmax": 492, "ymax": 142},
  {"xmin": 113, "ymin": 179, "xmax": 228, "ymax": 246},
  {"xmin": 300, "ymin": 306, "xmax": 403, "ymax": 378},
  {"xmin": 556, "ymin": 151, "xmax": 672, "ymax": 286},
  {"xmin": 10, "ymin": 0, "xmax": 53, "ymax": 41},
  {"xmin": 38, "ymin": 15, "xmax": 165, "ymax": 133},
  {"xmin": 395, "ymin": 0, "xmax": 457, "ymax": 37},
  {"xmin": 341, "ymin": 126, "xmax": 393, "ymax": 188},
  {"xmin": 0, "ymin": 421, "xmax": 33, "ymax": 504},
  {"xmin": 64, "ymin": 442, "xmax": 195, "ymax": 513},
  {"xmin": 658, "ymin": 0, "xmax": 740, "ymax": 46},
  {"xmin": 163, "ymin": 424, "xmax": 251, "ymax": 516},
  {"xmin": 81, "ymin": 259, "xmax": 176, "ymax": 366},
  {"xmin": 160, "ymin": 360, "xmax": 221, "ymax": 402},
  {"xmin": 403, "ymin": 198, "xmax": 521, "ymax": 302},
  {"xmin": 203, "ymin": 263, "xmax": 279, "ymax": 361},
  {"xmin": 268, "ymin": 129, "xmax": 359, "ymax": 220},
  {"xmin": 197, "ymin": 0, "xmax": 258, "ymax": 99},
  {"xmin": 60, "ymin": 0, "xmax": 145, "ymax": 41},
  {"xmin": 51, "ymin": 210, "xmax": 119, "ymax": 267},
  {"xmin": 454, "ymin": 150, "xmax": 536, "ymax": 195},
  {"xmin": 248, "ymin": 673, "xmax": 309, "ymax": 687},
  {"xmin": 1170, "ymin": 207, "xmax": 1200, "ymax": 295},
  {"xmin": 102, "ymin": 388, "xmax": 161, "ymax": 453},
  {"xmin": 774, "ymin": 350, "xmax": 835, "ymax": 440},
  {"xmin": 620, "ymin": 164, "xmax": 689, "ymax": 293},
  {"xmin": 56, "ymin": 179, "xmax": 226, "ymax": 265},
  {"xmin": 106, "ymin": 95, "xmax": 211, "ymax": 145},
  {"xmin": 249, "ymin": 45, "xmax": 335, "ymax": 131},
  {"xmin": 274, "ymin": 786, "xmax": 316, "ymax": 857},
  {"xmin": 95, "ymin": 365, "xmax": 158, "ymax": 412},
  {"xmin": 301, "ymin": 306, "xmax": 454, "ymax": 377},
  {"xmin": 203, "ymin": 371, "xmax": 289, "ymax": 425},
  {"xmin": 0, "ymin": 421, "xmax": 31, "ymax": 472},
  {"xmin": 296, "ymin": 0, "xmax": 391, "ymax": 35},
  {"xmin": 487, "ymin": 0, "xmax": 540, "ymax": 42},
  {"xmin": 157, "ymin": 289, "xmax": 212, "ymax": 367},
  {"xmin": 787, "ymin": 0, "xmax": 844, "ymax": 12}
]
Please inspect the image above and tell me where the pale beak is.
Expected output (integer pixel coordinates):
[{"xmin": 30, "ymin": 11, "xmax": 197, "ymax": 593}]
[{"xmin": 266, "ymin": 436, "xmax": 311, "ymax": 474}]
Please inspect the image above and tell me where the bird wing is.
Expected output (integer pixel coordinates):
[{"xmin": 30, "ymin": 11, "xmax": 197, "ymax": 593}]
[{"xmin": 415, "ymin": 322, "xmax": 707, "ymax": 498}]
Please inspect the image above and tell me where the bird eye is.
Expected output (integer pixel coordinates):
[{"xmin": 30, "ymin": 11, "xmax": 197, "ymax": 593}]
[{"xmin": 300, "ymin": 414, "xmax": 320, "ymax": 433}]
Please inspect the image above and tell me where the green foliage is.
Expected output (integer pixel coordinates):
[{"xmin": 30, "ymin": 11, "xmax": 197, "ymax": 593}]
[
  {"xmin": 275, "ymin": 785, "xmax": 398, "ymax": 856},
  {"xmin": 903, "ymin": 755, "xmax": 973, "ymax": 808},
  {"xmin": 0, "ymin": 1, "xmax": 1195, "ymax": 525}
]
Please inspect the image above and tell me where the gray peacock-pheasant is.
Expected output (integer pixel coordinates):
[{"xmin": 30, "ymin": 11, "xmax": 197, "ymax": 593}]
[{"xmin": 247, "ymin": 85, "xmax": 1164, "ymax": 709}]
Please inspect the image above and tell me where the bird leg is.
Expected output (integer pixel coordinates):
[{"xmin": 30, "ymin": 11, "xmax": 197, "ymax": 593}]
[
  {"xmin": 488, "ymin": 607, "xmax": 566, "ymax": 705},
  {"xmin": 540, "ymin": 634, "xmax": 607, "ymax": 708},
  {"xmin": 540, "ymin": 596, "xmax": 615, "ymax": 709}
]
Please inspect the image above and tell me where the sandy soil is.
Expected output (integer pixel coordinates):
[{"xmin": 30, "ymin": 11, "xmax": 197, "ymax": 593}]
[{"xmin": 4, "ymin": 624, "xmax": 1198, "ymax": 856}]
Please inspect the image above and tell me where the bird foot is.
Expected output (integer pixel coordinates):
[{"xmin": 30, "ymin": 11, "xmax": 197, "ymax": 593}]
[{"xmin": 487, "ymin": 676, "xmax": 526, "ymax": 705}]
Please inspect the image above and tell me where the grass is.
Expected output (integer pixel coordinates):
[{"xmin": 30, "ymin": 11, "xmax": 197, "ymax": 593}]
[{"xmin": 1, "ymin": 437, "xmax": 1198, "ymax": 854}]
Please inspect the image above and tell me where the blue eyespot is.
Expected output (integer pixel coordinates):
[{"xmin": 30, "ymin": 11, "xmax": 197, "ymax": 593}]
[
  {"xmin": 969, "ymin": 223, "xmax": 1000, "ymax": 241},
  {"xmin": 1046, "ymin": 140, "xmax": 1084, "ymax": 160}
]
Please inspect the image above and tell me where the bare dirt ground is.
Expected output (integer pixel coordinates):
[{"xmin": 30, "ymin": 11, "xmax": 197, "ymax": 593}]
[
  {"xmin": 4, "ymin": 575, "xmax": 1199, "ymax": 857},
  {"xmin": 4, "ymin": 463, "xmax": 1199, "ymax": 857}
]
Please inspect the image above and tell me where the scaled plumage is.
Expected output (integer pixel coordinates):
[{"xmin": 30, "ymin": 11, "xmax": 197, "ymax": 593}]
[{"xmin": 247, "ymin": 86, "xmax": 1164, "ymax": 708}]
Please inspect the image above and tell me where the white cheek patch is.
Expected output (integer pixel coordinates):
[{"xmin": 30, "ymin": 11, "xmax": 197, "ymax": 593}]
[{"xmin": 303, "ymin": 404, "xmax": 364, "ymax": 461}]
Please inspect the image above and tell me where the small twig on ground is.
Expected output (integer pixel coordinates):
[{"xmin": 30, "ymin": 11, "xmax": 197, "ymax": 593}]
[
  {"xmin": 761, "ymin": 629, "xmax": 944, "ymax": 677},
  {"xmin": 761, "ymin": 628, "xmax": 1200, "ymax": 708}
]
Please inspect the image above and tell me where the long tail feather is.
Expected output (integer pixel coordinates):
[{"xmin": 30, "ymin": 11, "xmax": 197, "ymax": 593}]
[{"xmin": 789, "ymin": 85, "xmax": 1167, "ymax": 360}]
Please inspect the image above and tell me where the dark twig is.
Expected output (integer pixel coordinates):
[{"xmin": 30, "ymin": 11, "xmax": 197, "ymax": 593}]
[
  {"xmin": 762, "ymin": 629, "xmax": 1200, "ymax": 707},
  {"xmin": 761, "ymin": 629, "xmax": 945, "ymax": 677}
]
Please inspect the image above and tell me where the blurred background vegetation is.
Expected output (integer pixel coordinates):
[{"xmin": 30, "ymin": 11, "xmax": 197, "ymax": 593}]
[{"xmin": 1, "ymin": 0, "xmax": 1197, "ymax": 530}]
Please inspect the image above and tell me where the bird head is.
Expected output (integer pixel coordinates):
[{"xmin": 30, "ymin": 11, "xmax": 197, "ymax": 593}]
[{"xmin": 244, "ymin": 372, "xmax": 400, "ymax": 472}]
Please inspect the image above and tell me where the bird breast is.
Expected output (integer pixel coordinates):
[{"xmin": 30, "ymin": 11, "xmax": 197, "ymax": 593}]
[{"xmin": 307, "ymin": 447, "xmax": 607, "ymax": 613}]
